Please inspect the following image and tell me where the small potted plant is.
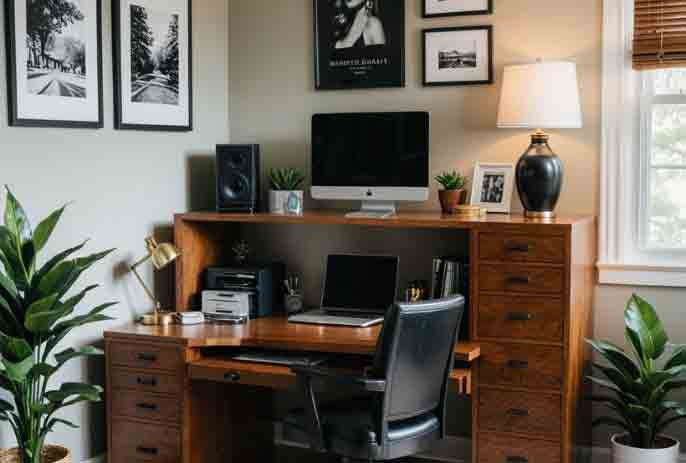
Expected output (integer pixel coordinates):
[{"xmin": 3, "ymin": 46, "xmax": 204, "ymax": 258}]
[
  {"xmin": 588, "ymin": 294, "xmax": 684, "ymax": 463},
  {"xmin": 269, "ymin": 168, "xmax": 305, "ymax": 215},
  {"xmin": 435, "ymin": 171, "xmax": 466, "ymax": 214},
  {"xmin": 0, "ymin": 188, "xmax": 116, "ymax": 463}
]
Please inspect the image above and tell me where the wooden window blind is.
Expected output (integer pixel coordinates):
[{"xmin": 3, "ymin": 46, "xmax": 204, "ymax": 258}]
[{"xmin": 634, "ymin": 0, "xmax": 686, "ymax": 69}]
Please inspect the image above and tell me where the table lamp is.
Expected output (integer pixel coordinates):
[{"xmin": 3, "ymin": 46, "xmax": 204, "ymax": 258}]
[
  {"xmin": 497, "ymin": 61, "xmax": 583, "ymax": 219},
  {"xmin": 131, "ymin": 237, "xmax": 181, "ymax": 326}
]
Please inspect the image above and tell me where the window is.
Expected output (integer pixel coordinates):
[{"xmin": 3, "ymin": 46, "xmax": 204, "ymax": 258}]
[
  {"xmin": 600, "ymin": 0, "xmax": 686, "ymax": 287},
  {"xmin": 641, "ymin": 70, "xmax": 686, "ymax": 251}
]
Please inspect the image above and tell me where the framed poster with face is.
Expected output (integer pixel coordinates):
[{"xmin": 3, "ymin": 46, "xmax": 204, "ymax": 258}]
[
  {"xmin": 113, "ymin": 0, "xmax": 192, "ymax": 131},
  {"xmin": 423, "ymin": 0, "xmax": 493, "ymax": 18},
  {"xmin": 314, "ymin": 0, "xmax": 405, "ymax": 90},
  {"xmin": 423, "ymin": 26, "xmax": 493, "ymax": 86},
  {"xmin": 470, "ymin": 162, "xmax": 515, "ymax": 214},
  {"xmin": 5, "ymin": 0, "xmax": 104, "ymax": 128}
]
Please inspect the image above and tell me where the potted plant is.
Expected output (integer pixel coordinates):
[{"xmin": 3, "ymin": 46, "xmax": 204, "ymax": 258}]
[
  {"xmin": 269, "ymin": 168, "xmax": 305, "ymax": 215},
  {"xmin": 435, "ymin": 171, "xmax": 467, "ymax": 214},
  {"xmin": 0, "ymin": 188, "xmax": 116, "ymax": 463},
  {"xmin": 588, "ymin": 294, "xmax": 685, "ymax": 463}
]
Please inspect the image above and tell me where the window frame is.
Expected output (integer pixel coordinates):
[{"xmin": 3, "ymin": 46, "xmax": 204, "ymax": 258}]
[{"xmin": 599, "ymin": 0, "xmax": 686, "ymax": 287}]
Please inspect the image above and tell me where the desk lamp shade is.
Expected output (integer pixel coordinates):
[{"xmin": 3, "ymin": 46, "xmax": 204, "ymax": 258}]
[
  {"xmin": 497, "ymin": 61, "xmax": 582, "ymax": 218},
  {"xmin": 148, "ymin": 239, "xmax": 181, "ymax": 270}
]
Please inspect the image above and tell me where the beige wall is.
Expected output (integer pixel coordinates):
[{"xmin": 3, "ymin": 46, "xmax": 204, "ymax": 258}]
[
  {"xmin": 0, "ymin": 0, "xmax": 230, "ymax": 460},
  {"xmin": 228, "ymin": 0, "xmax": 686, "ymax": 452}
]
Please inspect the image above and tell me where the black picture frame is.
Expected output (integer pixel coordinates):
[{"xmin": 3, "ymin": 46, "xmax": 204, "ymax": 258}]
[
  {"xmin": 4, "ymin": 0, "xmax": 104, "ymax": 129},
  {"xmin": 313, "ymin": 0, "xmax": 405, "ymax": 90},
  {"xmin": 422, "ymin": 0, "xmax": 493, "ymax": 18},
  {"xmin": 112, "ymin": 0, "xmax": 193, "ymax": 131},
  {"xmin": 422, "ymin": 26, "xmax": 494, "ymax": 87}
]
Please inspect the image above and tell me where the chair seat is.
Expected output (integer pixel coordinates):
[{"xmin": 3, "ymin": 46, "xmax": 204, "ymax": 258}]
[{"xmin": 284, "ymin": 397, "xmax": 440, "ymax": 459}]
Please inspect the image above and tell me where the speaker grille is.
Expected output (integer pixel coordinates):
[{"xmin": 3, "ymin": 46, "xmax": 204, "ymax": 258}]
[{"xmin": 216, "ymin": 145, "xmax": 260, "ymax": 212}]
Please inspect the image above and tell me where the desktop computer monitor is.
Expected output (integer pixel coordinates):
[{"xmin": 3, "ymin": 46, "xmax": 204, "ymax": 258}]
[{"xmin": 311, "ymin": 112, "xmax": 430, "ymax": 217}]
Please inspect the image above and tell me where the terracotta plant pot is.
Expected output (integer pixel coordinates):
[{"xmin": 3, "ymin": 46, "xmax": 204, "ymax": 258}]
[
  {"xmin": 0, "ymin": 446, "xmax": 70, "ymax": 463},
  {"xmin": 612, "ymin": 434, "xmax": 679, "ymax": 463},
  {"xmin": 438, "ymin": 189, "xmax": 464, "ymax": 214}
]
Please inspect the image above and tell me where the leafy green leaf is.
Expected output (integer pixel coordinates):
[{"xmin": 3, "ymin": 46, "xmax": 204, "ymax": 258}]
[
  {"xmin": 28, "ymin": 363, "xmax": 57, "ymax": 380},
  {"xmin": 0, "ymin": 398, "xmax": 14, "ymax": 413},
  {"xmin": 665, "ymin": 345, "xmax": 686, "ymax": 370},
  {"xmin": 4, "ymin": 187, "xmax": 32, "ymax": 243},
  {"xmin": 46, "ymin": 383, "xmax": 103, "ymax": 403},
  {"xmin": 38, "ymin": 249, "xmax": 114, "ymax": 300},
  {"xmin": 24, "ymin": 294, "xmax": 60, "ymax": 333},
  {"xmin": 587, "ymin": 339, "xmax": 641, "ymax": 380},
  {"xmin": 2, "ymin": 355, "xmax": 35, "ymax": 382},
  {"xmin": 54, "ymin": 346, "xmax": 103, "ymax": 365},
  {"xmin": 45, "ymin": 418, "xmax": 78, "ymax": 431},
  {"xmin": 0, "ymin": 333, "xmax": 33, "ymax": 362},
  {"xmin": 32, "ymin": 240, "xmax": 88, "ymax": 288},
  {"xmin": 625, "ymin": 294, "xmax": 668, "ymax": 361},
  {"xmin": 33, "ymin": 205, "xmax": 66, "ymax": 252}
]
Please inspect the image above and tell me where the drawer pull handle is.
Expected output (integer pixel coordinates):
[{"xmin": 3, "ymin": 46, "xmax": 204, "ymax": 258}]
[
  {"xmin": 507, "ymin": 312, "xmax": 533, "ymax": 322},
  {"xmin": 505, "ymin": 242, "xmax": 530, "ymax": 253},
  {"xmin": 506, "ymin": 276, "xmax": 531, "ymax": 285},
  {"xmin": 136, "ymin": 447, "xmax": 158, "ymax": 456},
  {"xmin": 136, "ymin": 402, "xmax": 158, "ymax": 411},
  {"xmin": 506, "ymin": 457, "xmax": 528, "ymax": 463},
  {"xmin": 137, "ymin": 353, "xmax": 157, "ymax": 362},
  {"xmin": 508, "ymin": 360, "xmax": 529, "ymax": 369},
  {"xmin": 507, "ymin": 408, "xmax": 530, "ymax": 417},
  {"xmin": 224, "ymin": 372, "xmax": 241, "ymax": 382},
  {"xmin": 137, "ymin": 377, "xmax": 158, "ymax": 386}
]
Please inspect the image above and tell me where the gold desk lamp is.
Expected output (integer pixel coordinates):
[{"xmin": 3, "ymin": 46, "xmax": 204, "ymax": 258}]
[{"xmin": 131, "ymin": 237, "xmax": 181, "ymax": 326}]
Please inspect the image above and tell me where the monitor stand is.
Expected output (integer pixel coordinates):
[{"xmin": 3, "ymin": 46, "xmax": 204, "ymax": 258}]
[{"xmin": 345, "ymin": 201, "xmax": 397, "ymax": 219}]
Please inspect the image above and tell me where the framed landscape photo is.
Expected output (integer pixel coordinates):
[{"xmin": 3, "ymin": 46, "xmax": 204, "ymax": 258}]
[
  {"xmin": 5, "ymin": 0, "xmax": 103, "ymax": 128},
  {"xmin": 470, "ymin": 163, "xmax": 515, "ymax": 214},
  {"xmin": 423, "ymin": 0, "xmax": 492, "ymax": 18},
  {"xmin": 113, "ymin": 0, "xmax": 192, "ymax": 131},
  {"xmin": 423, "ymin": 26, "xmax": 493, "ymax": 86},
  {"xmin": 314, "ymin": 0, "xmax": 405, "ymax": 90}
]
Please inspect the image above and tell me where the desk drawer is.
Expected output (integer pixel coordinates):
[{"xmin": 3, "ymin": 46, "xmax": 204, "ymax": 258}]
[
  {"xmin": 112, "ymin": 391, "xmax": 181, "ymax": 424},
  {"xmin": 479, "ymin": 234, "xmax": 565, "ymax": 264},
  {"xmin": 479, "ymin": 342, "xmax": 563, "ymax": 391},
  {"xmin": 189, "ymin": 359, "xmax": 295, "ymax": 390},
  {"xmin": 477, "ymin": 294, "xmax": 564, "ymax": 343},
  {"xmin": 479, "ymin": 264, "xmax": 565, "ymax": 295},
  {"xmin": 479, "ymin": 388, "xmax": 561, "ymax": 440},
  {"xmin": 111, "ymin": 419, "xmax": 180, "ymax": 463},
  {"xmin": 478, "ymin": 433, "xmax": 561, "ymax": 463},
  {"xmin": 110, "ymin": 342, "xmax": 182, "ymax": 372},
  {"xmin": 111, "ymin": 368, "xmax": 182, "ymax": 396}
]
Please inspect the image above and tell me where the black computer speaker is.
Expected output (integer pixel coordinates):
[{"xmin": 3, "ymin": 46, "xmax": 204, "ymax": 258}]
[{"xmin": 216, "ymin": 144, "xmax": 261, "ymax": 213}]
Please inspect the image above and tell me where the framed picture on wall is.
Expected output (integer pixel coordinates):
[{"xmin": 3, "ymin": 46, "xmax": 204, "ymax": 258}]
[
  {"xmin": 4, "ymin": 0, "xmax": 104, "ymax": 128},
  {"xmin": 423, "ymin": 0, "xmax": 493, "ymax": 18},
  {"xmin": 113, "ymin": 0, "xmax": 192, "ymax": 131},
  {"xmin": 470, "ymin": 163, "xmax": 515, "ymax": 214},
  {"xmin": 423, "ymin": 26, "xmax": 493, "ymax": 86},
  {"xmin": 314, "ymin": 0, "xmax": 405, "ymax": 90}
]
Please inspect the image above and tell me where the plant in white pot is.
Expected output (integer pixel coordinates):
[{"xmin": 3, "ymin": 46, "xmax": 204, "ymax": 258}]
[
  {"xmin": 588, "ymin": 294, "xmax": 685, "ymax": 463},
  {"xmin": 268, "ymin": 168, "xmax": 305, "ymax": 215},
  {"xmin": 0, "ymin": 188, "xmax": 116, "ymax": 463}
]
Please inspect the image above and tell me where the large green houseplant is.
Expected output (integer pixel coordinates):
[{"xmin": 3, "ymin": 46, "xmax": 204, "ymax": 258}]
[
  {"xmin": 0, "ymin": 188, "xmax": 116, "ymax": 463},
  {"xmin": 588, "ymin": 294, "xmax": 685, "ymax": 463}
]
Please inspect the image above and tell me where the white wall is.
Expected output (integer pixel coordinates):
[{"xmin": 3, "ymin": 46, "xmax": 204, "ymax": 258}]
[{"xmin": 0, "ymin": 0, "xmax": 229, "ymax": 460}]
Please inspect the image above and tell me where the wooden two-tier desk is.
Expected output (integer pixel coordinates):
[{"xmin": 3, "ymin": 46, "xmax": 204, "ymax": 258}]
[{"xmin": 105, "ymin": 211, "xmax": 596, "ymax": 463}]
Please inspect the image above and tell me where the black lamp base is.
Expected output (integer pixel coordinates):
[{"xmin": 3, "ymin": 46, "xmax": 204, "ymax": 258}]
[{"xmin": 515, "ymin": 132, "xmax": 563, "ymax": 219}]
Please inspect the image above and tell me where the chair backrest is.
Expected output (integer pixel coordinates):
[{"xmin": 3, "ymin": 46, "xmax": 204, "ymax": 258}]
[{"xmin": 372, "ymin": 296, "xmax": 465, "ymax": 422}]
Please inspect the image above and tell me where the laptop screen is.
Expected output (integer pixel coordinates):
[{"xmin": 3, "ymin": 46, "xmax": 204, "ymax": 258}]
[{"xmin": 321, "ymin": 254, "xmax": 399, "ymax": 314}]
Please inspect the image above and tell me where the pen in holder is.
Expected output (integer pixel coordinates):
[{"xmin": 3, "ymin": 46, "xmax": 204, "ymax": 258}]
[{"xmin": 284, "ymin": 275, "xmax": 304, "ymax": 315}]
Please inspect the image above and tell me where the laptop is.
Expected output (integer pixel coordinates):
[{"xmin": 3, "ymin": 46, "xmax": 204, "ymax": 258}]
[{"xmin": 288, "ymin": 254, "xmax": 399, "ymax": 328}]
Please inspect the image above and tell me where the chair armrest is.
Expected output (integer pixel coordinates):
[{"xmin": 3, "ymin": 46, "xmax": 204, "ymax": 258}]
[{"xmin": 290, "ymin": 365, "xmax": 386, "ymax": 392}]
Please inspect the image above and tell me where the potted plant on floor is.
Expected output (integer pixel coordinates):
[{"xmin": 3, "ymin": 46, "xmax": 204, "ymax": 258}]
[
  {"xmin": 435, "ymin": 171, "xmax": 466, "ymax": 214},
  {"xmin": 0, "ymin": 188, "xmax": 116, "ymax": 463},
  {"xmin": 269, "ymin": 168, "xmax": 305, "ymax": 215},
  {"xmin": 588, "ymin": 294, "xmax": 685, "ymax": 463}
]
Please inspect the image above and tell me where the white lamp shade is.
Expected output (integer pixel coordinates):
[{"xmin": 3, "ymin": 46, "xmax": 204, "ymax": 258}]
[{"xmin": 497, "ymin": 61, "xmax": 583, "ymax": 129}]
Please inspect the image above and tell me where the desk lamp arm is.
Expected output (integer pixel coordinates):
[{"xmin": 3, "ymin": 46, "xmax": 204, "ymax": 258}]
[{"xmin": 131, "ymin": 254, "xmax": 161, "ymax": 310}]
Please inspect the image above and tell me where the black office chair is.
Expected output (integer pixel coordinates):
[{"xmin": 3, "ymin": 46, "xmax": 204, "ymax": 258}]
[{"xmin": 284, "ymin": 295, "xmax": 465, "ymax": 462}]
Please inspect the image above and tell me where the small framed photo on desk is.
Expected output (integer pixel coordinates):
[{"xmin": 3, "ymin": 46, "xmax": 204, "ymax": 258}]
[{"xmin": 470, "ymin": 162, "xmax": 515, "ymax": 214}]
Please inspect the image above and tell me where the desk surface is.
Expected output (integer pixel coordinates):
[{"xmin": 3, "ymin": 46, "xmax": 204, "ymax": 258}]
[{"xmin": 105, "ymin": 316, "xmax": 481, "ymax": 362}]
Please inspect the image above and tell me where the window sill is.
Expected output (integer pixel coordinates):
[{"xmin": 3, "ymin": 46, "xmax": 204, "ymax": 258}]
[{"xmin": 597, "ymin": 263, "xmax": 686, "ymax": 288}]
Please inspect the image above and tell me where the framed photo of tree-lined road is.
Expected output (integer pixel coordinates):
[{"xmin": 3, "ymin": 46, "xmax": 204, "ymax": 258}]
[
  {"xmin": 113, "ymin": 0, "xmax": 192, "ymax": 131},
  {"xmin": 5, "ymin": 0, "xmax": 104, "ymax": 128}
]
